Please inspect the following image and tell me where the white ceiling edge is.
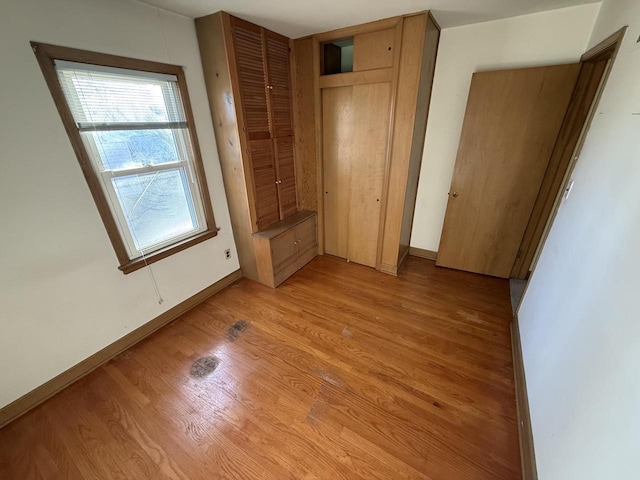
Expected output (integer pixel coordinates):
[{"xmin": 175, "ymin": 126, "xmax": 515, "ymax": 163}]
[{"xmin": 136, "ymin": 0, "xmax": 601, "ymax": 38}]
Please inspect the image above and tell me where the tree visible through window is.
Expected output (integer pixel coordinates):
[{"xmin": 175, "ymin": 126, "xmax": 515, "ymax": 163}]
[{"xmin": 33, "ymin": 44, "xmax": 217, "ymax": 273}]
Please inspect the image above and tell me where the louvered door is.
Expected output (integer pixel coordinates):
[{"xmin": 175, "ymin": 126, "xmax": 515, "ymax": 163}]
[
  {"xmin": 274, "ymin": 136, "xmax": 297, "ymax": 218},
  {"xmin": 265, "ymin": 30, "xmax": 294, "ymax": 138},
  {"xmin": 248, "ymin": 139, "xmax": 280, "ymax": 229},
  {"xmin": 231, "ymin": 17, "xmax": 270, "ymax": 141}
]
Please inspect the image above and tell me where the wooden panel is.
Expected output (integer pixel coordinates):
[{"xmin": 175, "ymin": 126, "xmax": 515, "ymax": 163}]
[
  {"xmin": 380, "ymin": 13, "xmax": 431, "ymax": 271},
  {"xmin": 437, "ymin": 64, "xmax": 581, "ymax": 277},
  {"xmin": 292, "ymin": 37, "xmax": 318, "ymax": 211},
  {"xmin": 265, "ymin": 30, "xmax": 294, "ymax": 138},
  {"xmin": 347, "ymin": 82, "xmax": 391, "ymax": 268},
  {"xmin": 319, "ymin": 68, "xmax": 392, "ymax": 88},
  {"xmin": 253, "ymin": 210, "xmax": 316, "ymax": 239},
  {"xmin": 274, "ymin": 136, "xmax": 298, "ymax": 219},
  {"xmin": 322, "ymin": 86, "xmax": 353, "ymax": 259},
  {"xmin": 0, "ymin": 255, "xmax": 521, "ymax": 480},
  {"xmin": 196, "ymin": 13, "xmax": 259, "ymax": 279},
  {"xmin": 353, "ymin": 28, "xmax": 395, "ymax": 71},
  {"xmin": 296, "ymin": 215, "xmax": 318, "ymax": 269},
  {"xmin": 249, "ymin": 139, "xmax": 280, "ymax": 229},
  {"xmin": 230, "ymin": 17, "xmax": 270, "ymax": 141},
  {"xmin": 512, "ymin": 59, "xmax": 608, "ymax": 279},
  {"xmin": 271, "ymin": 228, "xmax": 299, "ymax": 286}
]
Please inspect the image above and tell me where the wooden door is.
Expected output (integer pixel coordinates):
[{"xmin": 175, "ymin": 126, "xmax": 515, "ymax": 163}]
[
  {"xmin": 249, "ymin": 139, "xmax": 280, "ymax": 229},
  {"xmin": 265, "ymin": 30, "xmax": 294, "ymax": 138},
  {"xmin": 231, "ymin": 17, "xmax": 270, "ymax": 141},
  {"xmin": 437, "ymin": 64, "xmax": 581, "ymax": 277},
  {"xmin": 274, "ymin": 136, "xmax": 297, "ymax": 219},
  {"xmin": 322, "ymin": 83, "xmax": 391, "ymax": 268}
]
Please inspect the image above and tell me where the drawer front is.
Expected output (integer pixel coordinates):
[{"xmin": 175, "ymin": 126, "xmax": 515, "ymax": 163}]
[{"xmin": 271, "ymin": 228, "xmax": 299, "ymax": 286}]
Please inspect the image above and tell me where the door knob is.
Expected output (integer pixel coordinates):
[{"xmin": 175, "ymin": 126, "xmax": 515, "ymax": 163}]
[{"xmin": 451, "ymin": 192, "xmax": 459, "ymax": 197}]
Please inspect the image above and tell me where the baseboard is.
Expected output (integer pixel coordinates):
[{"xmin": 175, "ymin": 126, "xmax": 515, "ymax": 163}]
[
  {"xmin": 409, "ymin": 246, "xmax": 438, "ymax": 261},
  {"xmin": 378, "ymin": 263, "xmax": 398, "ymax": 276},
  {"xmin": 0, "ymin": 269, "xmax": 242, "ymax": 429},
  {"xmin": 511, "ymin": 315, "xmax": 538, "ymax": 480}
]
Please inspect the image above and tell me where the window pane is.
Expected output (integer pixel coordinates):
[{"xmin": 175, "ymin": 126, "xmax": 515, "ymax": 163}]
[
  {"xmin": 57, "ymin": 67, "xmax": 184, "ymax": 124},
  {"xmin": 112, "ymin": 169, "xmax": 199, "ymax": 251},
  {"xmin": 83, "ymin": 129, "xmax": 181, "ymax": 171}
]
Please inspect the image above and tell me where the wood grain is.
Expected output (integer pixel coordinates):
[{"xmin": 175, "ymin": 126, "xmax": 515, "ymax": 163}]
[
  {"xmin": 292, "ymin": 37, "xmax": 318, "ymax": 211},
  {"xmin": 0, "ymin": 256, "xmax": 520, "ymax": 480},
  {"xmin": 353, "ymin": 28, "xmax": 395, "ymax": 71},
  {"xmin": 437, "ymin": 64, "xmax": 581, "ymax": 278},
  {"xmin": 248, "ymin": 138, "xmax": 281, "ymax": 230}
]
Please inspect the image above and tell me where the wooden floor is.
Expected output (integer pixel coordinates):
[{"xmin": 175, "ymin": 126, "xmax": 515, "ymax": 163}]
[{"xmin": 0, "ymin": 256, "xmax": 521, "ymax": 479}]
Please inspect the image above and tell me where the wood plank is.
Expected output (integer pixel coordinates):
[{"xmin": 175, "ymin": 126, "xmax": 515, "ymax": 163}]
[
  {"xmin": 292, "ymin": 37, "xmax": 318, "ymax": 211},
  {"xmin": 0, "ymin": 256, "xmax": 521, "ymax": 479},
  {"xmin": 437, "ymin": 64, "xmax": 581, "ymax": 277},
  {"xmin": 319, "ymin": 68, "xmax": 392, "ymax": 88},
  {"xmin": 252, "ymin": 209, "xmax": 316, "ymax": 239}
]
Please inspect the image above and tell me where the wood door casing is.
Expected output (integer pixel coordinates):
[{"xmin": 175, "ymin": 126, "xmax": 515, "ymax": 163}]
[
  {"xmin": 265, "ymin": 30, "xmax": 294, "ymax": 138},
  {"xmin": 249, "ymin": 139, "xmax": 280, "ymax": 229},
  {"xmin": 231, "ymin": 17, "xmax": 270, "ymax": 141},
  {"xmin": 322, "ymin": 83, "xmax": 391, "ymax": 268},
  {"xmin": 437, "ymin": 64, "xmax": 581, "ymax": 278}
]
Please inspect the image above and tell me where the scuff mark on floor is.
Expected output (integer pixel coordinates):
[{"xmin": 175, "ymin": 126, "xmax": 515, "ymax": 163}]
[
  {"xmin": 190, "ymin": 356, "xmax": 220, "ymax": 378},
  {"xmin": 341, "ymin": 326, "xmax": 354, "ymax": 338},
  {"xmin": 226, "ymin": 320, "xmax": 249, "ymax": 342}
]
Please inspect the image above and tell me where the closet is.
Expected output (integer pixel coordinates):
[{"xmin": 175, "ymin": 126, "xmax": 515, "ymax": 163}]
[
  {"xmin": 294, "ymin": 12, "xmax": 440, "ymax": 274},
  {"xmin": 196, "ymin": 12, "xmax": 316, "ymax": 287}
]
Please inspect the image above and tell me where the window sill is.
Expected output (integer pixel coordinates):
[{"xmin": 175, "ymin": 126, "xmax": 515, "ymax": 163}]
[{"xmin": 118, "ymin": 228, "xmax": 220, "ymax": 274}]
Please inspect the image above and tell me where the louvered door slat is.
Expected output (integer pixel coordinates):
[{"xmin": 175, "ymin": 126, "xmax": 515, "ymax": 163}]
[
  {"xmin": 274, "ymin": 136, "xmax": 298, "ymax": 219},
  {"xmin": 249, "ymin": 139, "xmax": 280, "ymax": 229},
  {"xmin": 265, "ymin": 31, "xmax": 294, "ymax": 138},
  {"xmin": 231, "ymin": 18, "xmax": 271, "ymax": 140}
]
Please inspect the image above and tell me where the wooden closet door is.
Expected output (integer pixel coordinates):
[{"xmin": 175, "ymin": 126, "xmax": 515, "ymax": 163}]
[
  {"xmin": 249, "ymin": 139, "xmax": 280, "ymax": 229},
  {"xmin": 264, "ymin": 30, "xmax": 294, "ymax": 138},
  {"xmin": 346, "ymin": 83, "xmax": 390, "ymax": 268},
  {"xmin": 231, "ymin": 17, "xmax": 270, "ymax": 141},
  {"xmin": 322, "ymin": 83, "xmax": 390, "ymax": 268},
  {"xmin": 322, "ymin": 86, "xmax": 353, "ymax": 260},
  {"xmin": 274, "ymin": 136, "xmax": 298, "ymax": 219}
]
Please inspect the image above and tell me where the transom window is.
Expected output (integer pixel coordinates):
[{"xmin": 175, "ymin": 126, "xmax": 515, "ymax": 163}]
[{"xmin": 33, "ymin": 43, "xmax": 218, "ymax": 273}]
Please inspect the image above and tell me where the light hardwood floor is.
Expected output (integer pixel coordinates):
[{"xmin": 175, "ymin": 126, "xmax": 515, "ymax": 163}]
[{"xmin": 0, "ymin": 256, "xmax": 521, "ymax": 479}]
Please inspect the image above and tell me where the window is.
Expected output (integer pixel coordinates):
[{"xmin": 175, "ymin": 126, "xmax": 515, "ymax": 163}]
[{"xmin": 32, "ymin": 43, "xmax": 218, "ymax": 273}]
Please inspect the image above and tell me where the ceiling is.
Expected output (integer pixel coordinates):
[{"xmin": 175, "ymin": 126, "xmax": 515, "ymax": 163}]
[{"xmin": 138, "ymin": 0, "xmax": 600, "ymax": 38}]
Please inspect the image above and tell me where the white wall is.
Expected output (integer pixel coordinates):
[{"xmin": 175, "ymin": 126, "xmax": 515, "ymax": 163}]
[
  {"xmin": 0, "ymin": 0, "xmax": 239, "ymax": 409},
  {"xmin": 519, "ymin": 0, "xmax": 640, "ymax": 477},
  {"xmin": 411, "ymin": 4, "xmax": 601, "ymax": 252}
]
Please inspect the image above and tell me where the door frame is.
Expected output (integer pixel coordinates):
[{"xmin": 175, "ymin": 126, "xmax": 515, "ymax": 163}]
[{"xmin": 514, "ymin": 26, "xmax": 627, "ymax": 309}]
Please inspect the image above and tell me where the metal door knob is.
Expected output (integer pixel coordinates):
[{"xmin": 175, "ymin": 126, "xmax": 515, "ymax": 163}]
[{"xmin": 452, "ymin": 192, "xmax": 459, "ymax": 197}]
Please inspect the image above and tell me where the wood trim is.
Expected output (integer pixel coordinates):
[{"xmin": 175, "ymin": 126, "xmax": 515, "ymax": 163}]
[
  {"xmin": 0, "ymin": 269, "xmax": 243, "ymax": 429},
  {"xmin": 378, "ymin": 263, "xmax": 398, "ymax": 275},
  {"xmin": 520, "ymin": 27, "xmax": 626, "ymax": 281},
  {"xmin": 318, "ymin": 68, "xmax": 393, "ymax": 88},
  {"xmin": 426, "ymin": 11, "xmax": 441, "ymax": 32},
  {"xmin": 408, "ymin": 246, "xmax": 437, "ymax": 261},
  {"xmin": 314, "ymin": 16, "xmax": 401, "ymax": 42},
  {"xmin": 375, "ymin": 19, "xmax": 405, "ymax": 270},
  {"xmin": 31, "ymin": 42, "xmax": 218, "ymax": 272},
  {"xmin": 313, "ymin": 35, "xmax": 325, "ymax": 254},
  {"xmin": 511, "ymin": 316, "xmax": 538, "ymax": 480},
  {"xmin": 581, "ymin": 26, "xmax": 627, "ymax": 62}
]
